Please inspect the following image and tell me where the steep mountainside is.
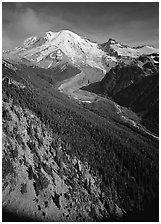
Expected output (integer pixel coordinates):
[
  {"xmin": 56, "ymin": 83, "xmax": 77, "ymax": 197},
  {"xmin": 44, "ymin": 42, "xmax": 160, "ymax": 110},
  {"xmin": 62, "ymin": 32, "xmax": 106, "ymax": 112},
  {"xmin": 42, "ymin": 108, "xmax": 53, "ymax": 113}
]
[
  {"xmin": 3, "ymin": 97, "xmax": 112, "ymax": 221},
  {"xmin": 3, "ymin": 61, "xmax": 159, "ymax": 221},
  {"xmin": 2, "ymin": 29, "xmax": 159, "ymax": 221},
  {"xmin": 82, "ymin": 54, "xmax": 159, "ymax": 134},
  {"xmin": 113, "ymin": 73, "xmax": 159, "ymax": 134}
]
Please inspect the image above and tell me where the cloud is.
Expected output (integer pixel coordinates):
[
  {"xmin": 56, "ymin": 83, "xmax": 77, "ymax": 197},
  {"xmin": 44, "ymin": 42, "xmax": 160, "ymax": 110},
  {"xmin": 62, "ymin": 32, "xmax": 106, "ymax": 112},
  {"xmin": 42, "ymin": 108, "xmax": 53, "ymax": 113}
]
[
  {"xmin": 3, "ymin": 6, "xmax": 60, "ymax": 49},
  {"xmin": 2, "ymin": 30, "xmax": 15, "ymax": 50},
  {"xmin": 14, "ymin": 8, "xmax": 52, "ymax": 35},
  {"xmin": 15, "ymin": 2, "xmax": 23, "ymax": 9},
  {"xmin": 2, "ymin": 3, "xmax": 159, "ymax": 50}
]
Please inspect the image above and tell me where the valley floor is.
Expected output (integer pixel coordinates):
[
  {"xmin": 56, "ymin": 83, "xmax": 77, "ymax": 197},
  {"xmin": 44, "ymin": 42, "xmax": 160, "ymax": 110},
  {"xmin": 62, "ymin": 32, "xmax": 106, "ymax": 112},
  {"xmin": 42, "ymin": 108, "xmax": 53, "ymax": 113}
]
[{"xmin": 58, "ymin": 71, "xmax": 159, "ymax": 141}]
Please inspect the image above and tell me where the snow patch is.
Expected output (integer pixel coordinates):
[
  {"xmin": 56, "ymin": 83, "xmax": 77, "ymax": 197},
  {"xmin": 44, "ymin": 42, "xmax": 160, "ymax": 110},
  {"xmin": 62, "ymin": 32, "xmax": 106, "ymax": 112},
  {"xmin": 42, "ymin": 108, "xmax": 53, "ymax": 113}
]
[
  {"xmin": 24, "ymin": 36, "xmax": 37, "ymax": 47},
  {"xmin": 111, "ymin": 43, "xmax": 158, "ymax": 58},
  {"xmin": 48, "ymin": 61, "xmax": 53, "ymax": 68},
  {"xmin": 82, "ymin": 101, "xmax": 92, "ymax": 104}
]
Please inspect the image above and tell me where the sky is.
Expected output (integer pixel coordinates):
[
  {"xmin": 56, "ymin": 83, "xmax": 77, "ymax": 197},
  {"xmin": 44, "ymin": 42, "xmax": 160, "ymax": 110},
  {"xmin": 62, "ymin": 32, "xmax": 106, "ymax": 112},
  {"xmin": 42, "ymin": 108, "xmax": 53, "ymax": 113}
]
[{"xmin": 2, "ymin": 2, "xmax": 159, "ymax": 50}]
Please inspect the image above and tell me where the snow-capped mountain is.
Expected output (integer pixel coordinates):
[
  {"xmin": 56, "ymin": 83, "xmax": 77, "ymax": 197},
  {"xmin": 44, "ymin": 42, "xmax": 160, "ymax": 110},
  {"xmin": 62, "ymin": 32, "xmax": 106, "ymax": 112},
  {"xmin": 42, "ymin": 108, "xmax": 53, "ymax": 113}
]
[
  {"xmin": 100, "ymin": 38, "xmax": 158, "ymax": 58},
  {"xmin": 3, "ymin": 30, "xmax": 110, "ymax": 71},
  {"xmin": 3, "ymin": 30, "xmax": 158, "ymax": 72},
  {"xmin": 2, "ymin": 27, "xmax": 159, "ymax": 222},
  {"xmin": 3, "ymin": 29, "xmax": 159, "ymax": 97}
]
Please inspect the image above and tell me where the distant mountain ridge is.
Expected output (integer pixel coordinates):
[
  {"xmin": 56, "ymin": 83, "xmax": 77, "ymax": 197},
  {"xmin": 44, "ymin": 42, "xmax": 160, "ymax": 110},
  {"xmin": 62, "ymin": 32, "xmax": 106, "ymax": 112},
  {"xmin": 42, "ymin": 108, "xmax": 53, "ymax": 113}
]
[
  {"xmin": 3, "ymin": 30, "xmax": 158, "ymax": 69},
  {"xmin": 100, "ymin": 38, "xmax": 158, "ymax": 58}
]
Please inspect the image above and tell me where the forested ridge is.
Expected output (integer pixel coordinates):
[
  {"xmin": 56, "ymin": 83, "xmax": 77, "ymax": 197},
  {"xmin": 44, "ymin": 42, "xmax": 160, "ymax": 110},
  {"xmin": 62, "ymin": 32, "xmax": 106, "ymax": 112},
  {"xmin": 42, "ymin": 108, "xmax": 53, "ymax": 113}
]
[{"xmin": 2, "ymin": 62, "xmax": 159, "ymax": 221}]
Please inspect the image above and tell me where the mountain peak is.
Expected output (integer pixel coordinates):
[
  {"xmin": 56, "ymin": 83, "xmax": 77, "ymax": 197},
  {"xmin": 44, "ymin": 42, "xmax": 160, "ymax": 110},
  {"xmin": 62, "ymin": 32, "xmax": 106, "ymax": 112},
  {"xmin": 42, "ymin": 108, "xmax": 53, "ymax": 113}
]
[
  {"xmin": 3, "ymin": 29, "xmax": 158, "ymax": 68},
  {"xmin": 108, "ymin": 38, "xmax": 118, "ymax": 44},
  {"xmin": 23, "ymin": 30, "xmax": 80, "ymax": 47},
  {"xmin": 5, "ymin": 29, "xmax": 107, "ymax": 70},
  {"xmin": 100, "ymin": 37, "xmax": 158, "ymax": 58}
]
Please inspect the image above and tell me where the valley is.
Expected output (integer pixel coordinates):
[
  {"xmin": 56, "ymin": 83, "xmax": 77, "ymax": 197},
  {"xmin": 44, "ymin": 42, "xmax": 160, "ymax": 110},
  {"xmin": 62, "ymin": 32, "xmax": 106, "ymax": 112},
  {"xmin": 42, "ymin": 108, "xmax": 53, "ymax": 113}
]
[
  {"xmin": 58, "ymin": 65, "xmax": 105, "ymax": 101},
  {"xmin": 57, "ymin": 59, "xmax": 159, "ymax": 141},
  {"xmin": 2, "ymin": 29, "xmax": 159, "ymax": 222}
]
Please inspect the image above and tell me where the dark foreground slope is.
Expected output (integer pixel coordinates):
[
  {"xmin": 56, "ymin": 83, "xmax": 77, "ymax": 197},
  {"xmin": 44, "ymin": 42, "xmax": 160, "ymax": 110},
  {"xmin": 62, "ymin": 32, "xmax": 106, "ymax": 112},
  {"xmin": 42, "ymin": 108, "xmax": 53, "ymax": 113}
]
[{"xmin": 2, "ymin": 61, "xmax": 159, "ymax": 221}]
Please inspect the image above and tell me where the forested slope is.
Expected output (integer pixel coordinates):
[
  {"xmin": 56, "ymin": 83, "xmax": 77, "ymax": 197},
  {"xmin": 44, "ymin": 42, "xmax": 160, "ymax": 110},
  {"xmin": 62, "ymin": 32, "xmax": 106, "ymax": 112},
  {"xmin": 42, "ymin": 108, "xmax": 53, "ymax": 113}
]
[{"xmin": 2, "ymin": 62, "xmax": 159, "ymax": 221}]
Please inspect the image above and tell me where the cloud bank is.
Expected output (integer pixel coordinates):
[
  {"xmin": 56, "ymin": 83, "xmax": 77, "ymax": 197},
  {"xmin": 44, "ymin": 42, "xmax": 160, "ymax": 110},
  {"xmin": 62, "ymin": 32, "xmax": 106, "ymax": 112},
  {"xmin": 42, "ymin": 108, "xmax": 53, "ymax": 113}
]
[
  {"xmin": 2, "ymin": 2, "xmax": 159, "ymax": 50},
  {"xmin": 3, "ymin": 6, "xmax": 58, "ymax": 49}
]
